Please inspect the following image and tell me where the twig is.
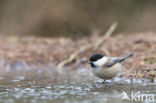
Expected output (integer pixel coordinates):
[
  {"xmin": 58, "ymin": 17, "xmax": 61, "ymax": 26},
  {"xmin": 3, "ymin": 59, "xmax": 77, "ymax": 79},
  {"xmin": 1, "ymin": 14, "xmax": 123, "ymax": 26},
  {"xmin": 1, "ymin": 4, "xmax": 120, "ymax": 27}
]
[
  {"xmin": 57, "ymin": 22, "xmax": 118, "ymax": 68},
  {"xmin": 93, "ymin": 22, "xmax": 117, "ymax": 49}
]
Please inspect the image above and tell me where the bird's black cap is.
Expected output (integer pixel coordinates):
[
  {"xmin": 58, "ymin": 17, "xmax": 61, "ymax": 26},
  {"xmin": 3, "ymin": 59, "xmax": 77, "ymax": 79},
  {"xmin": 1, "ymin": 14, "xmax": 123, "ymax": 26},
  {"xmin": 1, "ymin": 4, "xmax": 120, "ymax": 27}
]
[{"xmin": 89, "ymin": 53, "xmax": 104, "ymax": 62}]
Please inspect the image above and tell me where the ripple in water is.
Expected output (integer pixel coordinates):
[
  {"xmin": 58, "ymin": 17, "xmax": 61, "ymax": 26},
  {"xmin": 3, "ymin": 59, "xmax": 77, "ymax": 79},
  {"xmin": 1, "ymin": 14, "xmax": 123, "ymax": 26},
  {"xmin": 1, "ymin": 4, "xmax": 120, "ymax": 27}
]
[{"xmin": 0, "ymin": 67, "xmax": 155, "ymax": 103}]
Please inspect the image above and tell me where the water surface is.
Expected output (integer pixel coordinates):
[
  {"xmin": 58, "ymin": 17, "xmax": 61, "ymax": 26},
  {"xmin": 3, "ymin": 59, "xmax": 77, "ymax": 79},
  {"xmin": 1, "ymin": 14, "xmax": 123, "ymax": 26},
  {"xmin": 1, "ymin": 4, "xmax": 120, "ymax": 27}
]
[{"xmin": 0, "ymin": 67, "xmax": 155, "ymax": 103}]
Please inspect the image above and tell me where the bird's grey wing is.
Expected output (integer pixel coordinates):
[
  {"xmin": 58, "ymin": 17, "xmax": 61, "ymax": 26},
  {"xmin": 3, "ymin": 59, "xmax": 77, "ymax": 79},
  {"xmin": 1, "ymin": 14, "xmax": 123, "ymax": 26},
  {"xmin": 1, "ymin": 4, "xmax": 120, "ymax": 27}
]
[
  {"xmin": 104, "ymin": 57, "xmax": 120, "ymax": 67},
  {"xmin": 104, "ymin": 53, "xmax": 133, "ymax": 67}
]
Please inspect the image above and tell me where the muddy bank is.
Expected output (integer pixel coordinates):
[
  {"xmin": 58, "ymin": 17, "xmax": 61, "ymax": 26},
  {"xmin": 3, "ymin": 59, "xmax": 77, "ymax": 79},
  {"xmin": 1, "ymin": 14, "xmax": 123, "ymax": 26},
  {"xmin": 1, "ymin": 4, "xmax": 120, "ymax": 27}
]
[{"xmin": 0, "ymin": 32, "xmax": 155, "ymax": 81}]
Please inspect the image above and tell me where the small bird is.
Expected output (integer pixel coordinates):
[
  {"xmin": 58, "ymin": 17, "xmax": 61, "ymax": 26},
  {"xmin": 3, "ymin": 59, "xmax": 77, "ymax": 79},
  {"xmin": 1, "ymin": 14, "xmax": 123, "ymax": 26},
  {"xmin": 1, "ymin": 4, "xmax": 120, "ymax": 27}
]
[{"xmin": 88, "ymin": 53, "xmax": 133, "ymax": 84}]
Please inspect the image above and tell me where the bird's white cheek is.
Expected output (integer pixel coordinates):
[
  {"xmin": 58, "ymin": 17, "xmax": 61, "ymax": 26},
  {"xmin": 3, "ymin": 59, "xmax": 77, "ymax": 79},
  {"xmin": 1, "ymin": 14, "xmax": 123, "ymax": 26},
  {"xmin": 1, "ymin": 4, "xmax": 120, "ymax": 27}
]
[{"xmin": 93, "ymin": 57, "xmax": 108, "ymax": 66}]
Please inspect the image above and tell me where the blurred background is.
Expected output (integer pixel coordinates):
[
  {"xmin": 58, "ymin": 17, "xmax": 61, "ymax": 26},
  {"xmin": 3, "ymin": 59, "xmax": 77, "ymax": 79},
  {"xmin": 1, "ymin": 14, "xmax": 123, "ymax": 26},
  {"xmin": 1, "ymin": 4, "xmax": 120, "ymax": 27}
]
[
  {"xmin": 0, "ymin": 0, "xmax": 156, "ymax": 37},
  {"xmin": 0, "ymin": 1, "xmax": 156, "ymax": 103}
]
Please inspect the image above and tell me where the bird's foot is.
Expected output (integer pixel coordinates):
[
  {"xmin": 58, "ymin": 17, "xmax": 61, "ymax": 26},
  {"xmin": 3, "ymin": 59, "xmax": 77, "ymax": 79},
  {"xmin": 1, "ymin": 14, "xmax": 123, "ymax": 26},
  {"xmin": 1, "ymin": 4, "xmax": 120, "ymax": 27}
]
[
  {"xmin": 105, "ymin": 82, "xmax": 113, "ymax": 86},
  {"xmin": 96, "ymin": 80, "xmax": 105, "ymax": 86},
  {"xmin": 96, "ymin": 80, "xmax": 113, "ymax": 87},
  {"xmin": 103, "ymin": 80, "xmax": 113, "ymax": 86}
]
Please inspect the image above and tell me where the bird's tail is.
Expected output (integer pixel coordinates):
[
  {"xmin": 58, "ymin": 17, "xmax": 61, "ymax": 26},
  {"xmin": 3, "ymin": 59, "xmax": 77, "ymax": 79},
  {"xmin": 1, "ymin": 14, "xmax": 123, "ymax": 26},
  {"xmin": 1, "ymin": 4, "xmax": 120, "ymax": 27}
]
[{"xmin": 119, "ymin": 53, "xmax": 134, "ymax": 62}]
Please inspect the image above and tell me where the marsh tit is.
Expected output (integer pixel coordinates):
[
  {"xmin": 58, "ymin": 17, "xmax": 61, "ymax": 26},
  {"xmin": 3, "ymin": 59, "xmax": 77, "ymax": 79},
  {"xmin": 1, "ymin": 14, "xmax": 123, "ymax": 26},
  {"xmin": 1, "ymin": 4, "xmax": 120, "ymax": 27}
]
[{"xmin": 88, "ymin": 53, "xmax": 133, "ymax": 84}]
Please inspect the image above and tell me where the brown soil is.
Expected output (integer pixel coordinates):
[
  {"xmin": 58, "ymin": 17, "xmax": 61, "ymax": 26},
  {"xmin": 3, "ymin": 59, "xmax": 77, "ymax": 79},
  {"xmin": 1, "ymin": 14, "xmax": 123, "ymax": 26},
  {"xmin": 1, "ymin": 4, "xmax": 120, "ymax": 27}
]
[{"xmin": 0, "ymin": 32, "xmax": 155, "ymax": 80}]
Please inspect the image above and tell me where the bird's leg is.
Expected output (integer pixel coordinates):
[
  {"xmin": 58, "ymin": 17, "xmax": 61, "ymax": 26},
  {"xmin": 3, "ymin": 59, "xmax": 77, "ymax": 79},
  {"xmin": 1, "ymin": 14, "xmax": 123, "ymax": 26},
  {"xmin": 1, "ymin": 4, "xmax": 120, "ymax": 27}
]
[
  {"xmin": 96, "ymin": 80, "xmax": 105, "ymax": 85},
  {"xmin": 102, "ymin": 80, "xmax": 106, "ymax": 84},
  {"xmin": 105, "ymin": 79, "xmax": 113, "ymax": 86}
]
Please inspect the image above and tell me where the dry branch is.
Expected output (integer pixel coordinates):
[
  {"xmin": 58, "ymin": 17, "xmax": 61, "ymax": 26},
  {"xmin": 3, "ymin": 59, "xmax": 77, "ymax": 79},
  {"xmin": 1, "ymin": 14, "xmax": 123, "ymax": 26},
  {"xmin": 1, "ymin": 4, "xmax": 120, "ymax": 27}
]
[{"xmin": 57, "ymin": 22, "xmax": 118, "ymax": 68}]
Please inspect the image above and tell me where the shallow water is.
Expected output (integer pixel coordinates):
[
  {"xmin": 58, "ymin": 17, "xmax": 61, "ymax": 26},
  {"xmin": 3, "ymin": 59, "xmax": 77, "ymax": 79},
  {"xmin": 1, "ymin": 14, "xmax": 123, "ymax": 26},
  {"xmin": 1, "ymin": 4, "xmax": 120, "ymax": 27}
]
[{"xmin": 0, "ymin": 67, "xmax": 155, "ymax": 103}]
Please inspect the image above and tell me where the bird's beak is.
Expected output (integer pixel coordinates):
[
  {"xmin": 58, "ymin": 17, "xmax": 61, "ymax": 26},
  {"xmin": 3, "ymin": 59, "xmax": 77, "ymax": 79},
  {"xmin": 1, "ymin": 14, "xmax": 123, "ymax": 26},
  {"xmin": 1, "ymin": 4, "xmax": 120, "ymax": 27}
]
[{"xmin": 88, "ymin": 61, "xmax": 91, "ymax": 64}]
